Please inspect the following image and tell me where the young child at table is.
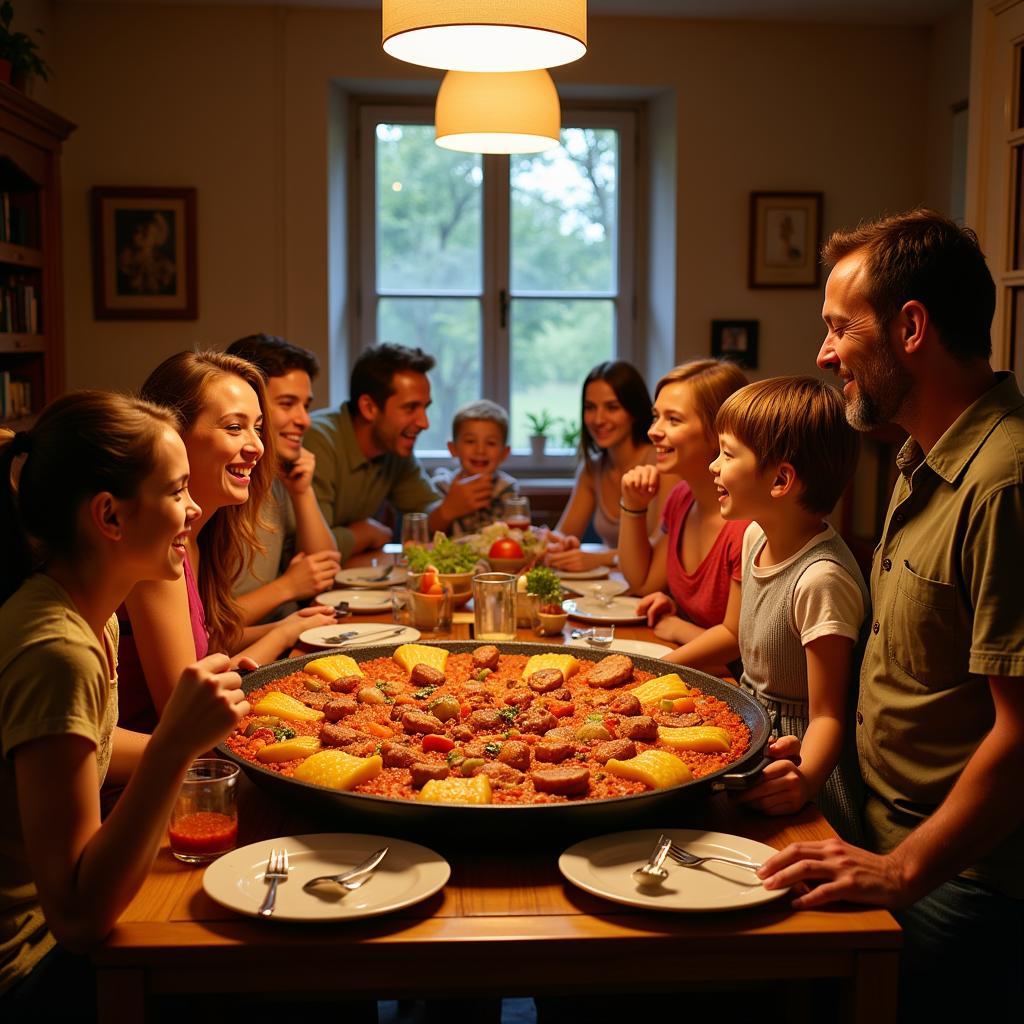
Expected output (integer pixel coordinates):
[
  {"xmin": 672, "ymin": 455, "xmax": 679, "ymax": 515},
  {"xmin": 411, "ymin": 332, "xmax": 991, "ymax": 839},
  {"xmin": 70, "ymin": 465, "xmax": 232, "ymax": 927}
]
[
  {"xmin": 711, "ymin": 376, "xmax": 868, "ymax": 841},
  {"xmin": 0, "ymin": 394, "xmax": 247, "ymax": 1018},
  {"xmin": 431, "ymin": 399, "xmax": 518, "ymax": 536}
]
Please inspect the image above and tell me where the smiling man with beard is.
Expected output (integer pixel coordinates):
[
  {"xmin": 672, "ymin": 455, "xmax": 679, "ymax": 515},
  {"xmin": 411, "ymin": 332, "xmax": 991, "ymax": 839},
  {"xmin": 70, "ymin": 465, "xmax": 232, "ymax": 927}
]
[
  {"xmin": 306, "ymin": 343, "xmax": 477, "ymax": 562},
  {"xmin": 757, "ymin": 210, "xmax": 1024, "ymax": 1018}
]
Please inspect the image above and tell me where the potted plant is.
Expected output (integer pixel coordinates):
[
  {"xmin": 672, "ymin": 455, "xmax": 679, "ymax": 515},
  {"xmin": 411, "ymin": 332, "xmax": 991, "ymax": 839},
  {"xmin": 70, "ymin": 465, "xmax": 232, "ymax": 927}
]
[
  {"xmin": 525, "ymin": 409, "xmax": 556, "ymax": 460},
  {"xmin": 524, "ymin": 566, "xmax": 567, "ymax": 636},
  {"xmin": 0, "ymin": 2, "xmax": 52, "ymax": 91},
  {"xmin": 560, "ymin": 418, "xmax": 581, "ymax": 451}
]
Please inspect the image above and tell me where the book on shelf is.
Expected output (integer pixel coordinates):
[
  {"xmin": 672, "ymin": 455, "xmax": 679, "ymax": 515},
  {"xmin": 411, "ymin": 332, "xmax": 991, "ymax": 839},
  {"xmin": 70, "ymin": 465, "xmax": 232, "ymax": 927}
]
[
  {"xmin": 0, "ymin": 371, "xmax": 32, "ymax": 420},
  {"xmin": 0, "ymin": 274, "xmax": 41, "ymax": 334}
]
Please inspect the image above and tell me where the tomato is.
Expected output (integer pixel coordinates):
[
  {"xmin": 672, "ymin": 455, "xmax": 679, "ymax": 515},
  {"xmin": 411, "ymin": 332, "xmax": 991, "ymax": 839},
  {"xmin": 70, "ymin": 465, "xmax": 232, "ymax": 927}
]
[
  {"xmin": 419, "ymin": 568, "xmax": 443, "ymax": 595},
  {"xmin": 489, "ymin": 538, "xmax": 524, "ymax": 559},
  {"xmin": 422, "ymin": 733, "xmax": 455, "ymax": 753}
]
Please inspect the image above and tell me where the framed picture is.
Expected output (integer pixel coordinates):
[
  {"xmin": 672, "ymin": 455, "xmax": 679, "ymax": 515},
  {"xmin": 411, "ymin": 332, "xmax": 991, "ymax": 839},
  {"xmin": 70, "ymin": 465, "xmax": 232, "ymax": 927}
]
[
  {"xmin": 749, "ymin": 191, "xmax": 823, "ymax": 288},
  {"xmin": 711, "ymin": 319, "xmax": 759, "ymax": 369},
  {"xmin": 91, "ymin": 186, "xmax": 197, "ymax": 319}
]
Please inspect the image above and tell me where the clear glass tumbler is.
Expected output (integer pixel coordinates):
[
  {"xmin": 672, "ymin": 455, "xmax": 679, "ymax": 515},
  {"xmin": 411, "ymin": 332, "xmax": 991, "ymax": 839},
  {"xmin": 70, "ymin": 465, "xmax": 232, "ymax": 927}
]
[
  {"xmin": 168, "ymin": 759, "xmax": 239, "ymax": 864},
  {"xmin": 473, "ymin": 572, "xmax": 517, "ymax": 641},
  {"xmin": 502, "ymin": 494, "xmax": 532, "ymax": 532}
]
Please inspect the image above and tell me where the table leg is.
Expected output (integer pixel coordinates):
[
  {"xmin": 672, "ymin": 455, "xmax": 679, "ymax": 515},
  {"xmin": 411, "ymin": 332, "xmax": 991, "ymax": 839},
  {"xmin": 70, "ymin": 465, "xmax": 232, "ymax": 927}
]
[
  {"xmin": 848, "ymin": 951, "xmax": 899, "ymax": 1024},
  {"xmin": 97, "ymin": 968, "xmax": 146, "ymax": 1024}
]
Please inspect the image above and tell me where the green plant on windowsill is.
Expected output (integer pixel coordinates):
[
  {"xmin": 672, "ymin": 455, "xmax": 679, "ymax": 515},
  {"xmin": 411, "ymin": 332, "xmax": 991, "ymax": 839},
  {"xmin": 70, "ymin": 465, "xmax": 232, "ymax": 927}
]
[
  {"xmin": 525, "ymin": 409, "xmax": 557, "ymax": 439},
  {"xmin": 0, "ymin": 2, "xmax": 53, "ymax": 89},
  {"xmin": 560, "ymin": 418, "xmax": 581, "ymax": 450}
]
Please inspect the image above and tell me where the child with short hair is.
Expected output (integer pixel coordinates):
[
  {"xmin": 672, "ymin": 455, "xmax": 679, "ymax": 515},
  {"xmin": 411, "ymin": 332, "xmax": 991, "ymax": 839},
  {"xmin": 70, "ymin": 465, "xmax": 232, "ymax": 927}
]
[
  {"xmin": 431, "ymin": 399, "xmax": 519, "ymax": 536},
  {"xmin": 710, "ymin": 376, "xmax": 868, "ymax": 840}
]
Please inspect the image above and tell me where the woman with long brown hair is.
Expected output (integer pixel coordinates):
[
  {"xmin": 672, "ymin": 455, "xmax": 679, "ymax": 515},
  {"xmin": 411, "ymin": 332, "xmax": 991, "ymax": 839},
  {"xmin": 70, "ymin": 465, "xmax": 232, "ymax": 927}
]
[{"xmin": 119, "ymin": 351, "xmax": 335, "ymax": 732}]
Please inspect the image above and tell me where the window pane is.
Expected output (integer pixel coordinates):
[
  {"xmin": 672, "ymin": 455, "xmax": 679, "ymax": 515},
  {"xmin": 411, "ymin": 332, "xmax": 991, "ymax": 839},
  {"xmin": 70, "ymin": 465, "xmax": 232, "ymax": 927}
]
[
  {"xmin": 376, "ymin": 123, "xmax": 483, "ymax": 293},
  {"xmin": 509, "ymin": 298, "xmax": 615, "ymax": 450},
  {"xmin": 510, "ymin": 128, "xmax": 618, "ymax": 294},
  {"xmin": 378, "ymin": 296, "xmax": 482, "ymax": 452}
]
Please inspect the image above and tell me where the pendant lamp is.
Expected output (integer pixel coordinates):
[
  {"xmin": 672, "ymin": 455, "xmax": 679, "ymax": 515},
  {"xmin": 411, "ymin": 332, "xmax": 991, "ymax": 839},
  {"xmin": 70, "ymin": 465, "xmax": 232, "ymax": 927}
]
[
  {"xmin": 435, "ymin": 70, "xmax": 561, "ymax": 155},
  {"xmin": 383, "ymin": 1, "xmax": 587, "ymax": 73}
]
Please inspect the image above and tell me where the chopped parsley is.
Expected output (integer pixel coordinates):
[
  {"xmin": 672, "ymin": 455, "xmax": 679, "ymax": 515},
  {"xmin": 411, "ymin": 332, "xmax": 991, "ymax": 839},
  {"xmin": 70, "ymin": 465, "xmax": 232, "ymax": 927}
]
[
  {"xmin": 413, "ymin": 684, "xmax": 439, "ymax": 700},
  {"xmin": 272, "ymin": 725, "xmax": 296, "ymax": 742},
  {"xmin": 498, "ymin": 706, "xmax": 519, "ymax": 726},
  {"xmin": 484, "ymin": 742, "xmax": 502, "ymax": 758}
]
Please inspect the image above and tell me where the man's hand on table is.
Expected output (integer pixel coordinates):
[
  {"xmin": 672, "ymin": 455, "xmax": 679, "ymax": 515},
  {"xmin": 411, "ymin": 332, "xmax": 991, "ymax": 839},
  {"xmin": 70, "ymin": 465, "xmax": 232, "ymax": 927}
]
[
  {"xmin": 348, "ymin": 517, "xmax": 393, "ymax": 555},
  {"xmin": 281, "ymin": 550, "xmax": 342, "ymax": 599}
]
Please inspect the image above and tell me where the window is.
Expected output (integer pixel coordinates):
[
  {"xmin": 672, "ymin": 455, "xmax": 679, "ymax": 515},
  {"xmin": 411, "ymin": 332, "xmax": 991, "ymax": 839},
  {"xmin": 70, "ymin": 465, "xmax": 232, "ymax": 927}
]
[{"xmin": 355, "ymin": 102, "xmax": 638, "ymax": 458}]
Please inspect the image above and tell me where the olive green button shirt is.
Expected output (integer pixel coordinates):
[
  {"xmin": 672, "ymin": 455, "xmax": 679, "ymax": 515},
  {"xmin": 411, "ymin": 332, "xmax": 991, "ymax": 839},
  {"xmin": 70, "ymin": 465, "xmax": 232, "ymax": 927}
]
[
  {"xmin": 858, "ymin": 372, "xmax": 1024, "ymax": 897},
  {"xmin": 305, "ymin": 404, "xmax": 440, "ymax": 563}
]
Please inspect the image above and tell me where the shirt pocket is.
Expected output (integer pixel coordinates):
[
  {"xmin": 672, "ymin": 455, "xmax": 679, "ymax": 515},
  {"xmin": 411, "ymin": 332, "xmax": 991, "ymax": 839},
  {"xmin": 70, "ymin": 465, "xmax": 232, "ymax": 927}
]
[{"xmin": 888, "ymin": 560, "xmax": 964, "ymax": 689}]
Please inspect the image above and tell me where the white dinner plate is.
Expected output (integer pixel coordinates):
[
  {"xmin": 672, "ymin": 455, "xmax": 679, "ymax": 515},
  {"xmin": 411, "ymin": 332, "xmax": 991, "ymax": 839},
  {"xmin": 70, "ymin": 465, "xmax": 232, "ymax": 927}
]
[
  {"xmin": 555, "ymin": 566, "xmax": 611, "ymax": 581},
  {"xmin": 558, "ymin": 578, "xmax": 629, "ymax": 599},
  {"xmin": 314, "ymin": 589, "xmax": 393, "ymax": 613},
  {"xmin": 203, "ymin": 833, "xmax": 450, "ymax": 922},
  {"xmin": 559, "ymin": 829, "xmax": 788, "ymax": 913},
  {"xmin": 298, "ymin": 623, "xmax": 421, "ymax": 649},
  {"xmin": 335, "ymin": 566, "xmax": 408, "ymax": 590},
  {"xmin": 562, "ymin": 595, "xmax": 645, "ymax": 624},
  {"xmin": 566, "ymin": 637, "xmax": 673, "ymax": 659}
]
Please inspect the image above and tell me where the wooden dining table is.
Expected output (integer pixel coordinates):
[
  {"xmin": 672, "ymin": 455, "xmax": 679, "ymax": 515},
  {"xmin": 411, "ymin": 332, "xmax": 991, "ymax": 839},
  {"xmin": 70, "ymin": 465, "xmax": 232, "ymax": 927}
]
[{"xmin": 92, "ymin": 592, "xmax": 901, "ymax": 1023}]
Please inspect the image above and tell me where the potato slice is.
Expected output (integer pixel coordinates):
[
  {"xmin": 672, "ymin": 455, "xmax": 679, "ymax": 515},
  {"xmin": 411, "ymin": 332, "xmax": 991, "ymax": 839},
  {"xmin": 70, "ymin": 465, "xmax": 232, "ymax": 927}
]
[
  {"xmin": 604, "ymin": 749, "xmax": 692, "ymax": 789},
  {"xmin": 418, "ymin": 774, "xmax": 493, "ymax": 804},
  {"xmin": 255, "ymin": 735, "xmax": 321, "ymax": 763},
  {"xmin": 252, "ymin": 691, "xmax": 325, "ymax": 723},
  {"xmin": 304, "ymin": 654, "xmax": 364, "ymax": 683},
  {"xmin": 629, "ymin": 673, "xmax": 692, "ymax": 706},
  {"xmin": 293, "ymin": 750, "xmax": 383, "ymax": 790},
  {"xmin": 393, "ymin": 643, "xmax": 449, "ymax": 675},
  {"xmin": 658, "ymin": 725, "xmax": 732, "ymax": 753},
  {"xmin": 522, "ymin": 653, "xmax": 579, "ymax": 681}
]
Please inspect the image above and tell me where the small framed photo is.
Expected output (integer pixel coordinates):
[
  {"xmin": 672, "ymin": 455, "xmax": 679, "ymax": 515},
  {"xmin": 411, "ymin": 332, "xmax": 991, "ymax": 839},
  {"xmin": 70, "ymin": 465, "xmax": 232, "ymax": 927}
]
[
  {"xmin": 749, "ymin": 191, "xmax": 823, "ymax": 288},
  {"xmin": 91, "ymin": 186, "xmax": 197, "ymax": 319},
  {"xmin": 711, "ymin": 319, "xmax": 759, "ymax": 369}
]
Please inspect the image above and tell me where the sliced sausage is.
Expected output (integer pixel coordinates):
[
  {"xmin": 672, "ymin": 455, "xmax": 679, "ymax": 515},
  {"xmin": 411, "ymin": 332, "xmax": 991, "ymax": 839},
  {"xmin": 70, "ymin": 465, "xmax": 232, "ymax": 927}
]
[
  {"xmin": 409, "ymin": 663, "xmax": 445, "ymax": 688},
  {"xmin": 608, "ymin": 692, "xmax": 643, "ymax": 717},
  {"xmin": 516, "ymin": 707, "xmax": 558, "ymax": 735},
  {"xmin": 552, "ymin": 688, "xmax": 572, "ymax": 702},
  {"xmin": 472, "ymin": 645, "xmax": 500, "ymax": 670},
  {"xmin": 531, "ymin": 766, "xmax": 591, "ymax": 797},
  {"xmin": 479, "ymin": 762, "xmax": 524, "ymax": 788},
  {"xmin": 617, "ymin": 715, "xmax": 659, "ymax": 741},
  {"xmin": 320, "ymin": 723, "xmax": 361, "ymax": 747},
  {"xmin": 527, "ymin": 668, "xmax": 564, "ymax": 693},
  {"xmin": 543, "ymin": 726, "xmax": 575, "ymax": 742},
  {"xmin": 593, "ymin": 738, "xmax": 637, "ymax": 764},
  {"xmin": 380, "ymin": 740, "xmax": 418, "ymax": 769},
  {"xmin": 586, "ymin": 654, "xmax": 634, "ymax": 689},
  {"xmin": 534, "ymin": 738, "xmax": 574, "ymax": 763},
  {"xmin": 497, "ymin": 739, "xmax": 531, "ymax": 771},
  {"xmin": 401, "ymin": 709, "xmax": 445, "ymax": 735},
  {"xmin": 451, "ymin": 724, "xmax": 474, "ymax": 742},
  {"xmin": 464, "ymin": 687, "xmax": 495, "ymax": 709},
  {"xmin": 504, "ymin": 689, "xmax": 534, "ymax": 710},
  {"xmin": 329, "ymin": 675, "xmax": 363, "ymax": 694},
  {"xmin": 467, "ymin": 708, "xmax": 504, "ymax": 732},
  {"xmin": 659, "ymin": 713, "xmax": 704, "ymax": 729},
  {"xmin": 409, "ymin": 762, "xmax": 450, "ymax": 788},
  {"xmin": 322, "ymin": 696, "xmax": 357, "ymax": 721}
]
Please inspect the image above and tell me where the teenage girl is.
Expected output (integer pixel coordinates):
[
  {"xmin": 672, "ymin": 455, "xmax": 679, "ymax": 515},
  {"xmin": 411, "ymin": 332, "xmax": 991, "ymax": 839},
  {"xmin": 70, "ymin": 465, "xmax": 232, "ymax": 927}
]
[
  {"xmin": 618, "ymin": 359, "xmax": 749, "ymax": 673},
  {"xmin": 0, "ymin": 393, "xmax": 248, "ymax": 1015}
]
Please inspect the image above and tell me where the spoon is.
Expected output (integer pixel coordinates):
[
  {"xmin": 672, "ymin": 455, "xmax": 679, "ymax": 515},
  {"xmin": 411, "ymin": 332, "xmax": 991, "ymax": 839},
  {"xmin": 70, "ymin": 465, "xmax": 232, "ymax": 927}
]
[
  {"xmin": 631, "ymin": 834, "xmax": 672, "ymax": 887},
  {"xmin": 303, "ymin": 846, "xmax": 388, "ymax": 892}
]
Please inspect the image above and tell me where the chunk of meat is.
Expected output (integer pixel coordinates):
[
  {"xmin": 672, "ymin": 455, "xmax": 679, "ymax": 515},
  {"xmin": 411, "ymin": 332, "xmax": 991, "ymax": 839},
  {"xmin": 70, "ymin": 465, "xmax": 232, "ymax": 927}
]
[
  {"xmin": 504, "ymin": 689, "xmax": 534, "ymax": 710},
  {"xmin": 409, "ymin": 664, "xmax": 445, "ymax": 689},
  {"xmin": 527, "ymin": 668, "xmax": 564, "ymax": 693},
  {"xmin": 497, "ymin": 740, "xmax": 531, "ymax": 771},
  {"xmin": 329, "ymin": 675, "xmax": 363, "ymax": 694},
  {"xmin": 607, "ymin": 692, "xmax": 642, "ymax": 717},
  {"xmin": 472, "ymin": 645, "xmax": 500, "ymax": 670},
  {"xmin": 451, "ymin": 724, "xmax": 474, "ymax": 743},
  {"xmin": 659, "ymin": 713, "xmax": 704, "ymax": 729},
  {"xmin": 586, "ymin": 654, "xmax": 634, "ymax": 689},
  {"xmin": 534, "ymin": 738, "xmax": 574, "ymax": 763},
  {"xmin": 409, "ymin": 762, "xmax": 450, "ymax": 788},
  {"xmin": 380, "ymin": 740, "xmax": 417, "ymax": 769},
  {"xmin": 401, "ymin": 709, "xmax": 445, "ymax": 735},
  {"xmin": 320, "ymin": 723, "xmax": 361, "ymax": 747},
  {"xmin": 530, "ymin": 766, "xmax": 591, "ymax": 797},
  {"xmin": 544, "ymin": 726, "xmax": 575, "ymax": 742},
  {"xmin": 479, "ymin": 762, "xmax": 524, "ymax": 788},
  {"xmin": 592, "ymin": 738, "xmax": 637, "ymax": 764},
  {"xmin": 464, "ymin": 686, "xmax": 495, "ymax": 709},
  {"xmin": 322, "ymin": 696, "xmax": 357, "ymax": 721},
  {"xmin": 467, "ymin": 708, "xmax": 504, "ymax": 732},
  {"xmin": 516, "ymin": 707, "xmax": 558, "ymax": 735},
  {"xmin": 552, "ymin": 688, "xmax": 572, "ymax": 702},
  {"xmin": 617, "ymin": 715, "xmax": 659, "ymax": 741}
]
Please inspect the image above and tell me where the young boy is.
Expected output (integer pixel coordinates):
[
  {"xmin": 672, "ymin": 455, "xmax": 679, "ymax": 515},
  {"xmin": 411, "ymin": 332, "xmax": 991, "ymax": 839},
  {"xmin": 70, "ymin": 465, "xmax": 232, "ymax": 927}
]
[
  {"xmin": 431, "ymin": 399, "xmax": 519, "ymax": 536},
  {"xmin": 226, "ymin": 333, "xmax": 341, "ymax": 620},
  {"xmin": 708, "ymin": 376, "xmax": 868, "ymax": 841}
]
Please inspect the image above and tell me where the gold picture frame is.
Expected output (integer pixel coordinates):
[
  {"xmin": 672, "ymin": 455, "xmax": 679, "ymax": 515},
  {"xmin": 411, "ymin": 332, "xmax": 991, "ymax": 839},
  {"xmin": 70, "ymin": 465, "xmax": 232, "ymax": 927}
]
[{"xmin": 749, "ymin": 191, "xmax": 823, "ymax": 289}]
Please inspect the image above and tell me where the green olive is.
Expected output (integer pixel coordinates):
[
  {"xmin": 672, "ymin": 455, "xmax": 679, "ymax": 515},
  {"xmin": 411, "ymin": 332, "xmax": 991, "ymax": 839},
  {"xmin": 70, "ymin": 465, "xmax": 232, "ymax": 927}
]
[
  {"xmin": 575, "ymin": 722, "xmax": 613, "ymax": 742},
  {"xmin": 357, "ymin": 686, "xmax": 388, "ymax": 705},
  {"xmin": 304, "ymin": 678, "xmax": 325, "ymax": 692},
  {"xmin": 460, "ymin": 757, "xmax": 486, "ymax": 777},
  {"xmin": 429, "ymin": 695, "xmax": 461, "ymax": 722},
  {"xmin": 244, "ymin": 715, "xmax": 282, "ymax": 736}
]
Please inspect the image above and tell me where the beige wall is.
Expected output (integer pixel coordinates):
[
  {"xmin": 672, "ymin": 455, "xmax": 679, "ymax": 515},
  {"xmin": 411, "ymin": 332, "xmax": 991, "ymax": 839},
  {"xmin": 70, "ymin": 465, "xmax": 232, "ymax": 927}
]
[{"xmin": 51, "ymin": 4, "xmax": 949, "ymax": 398}]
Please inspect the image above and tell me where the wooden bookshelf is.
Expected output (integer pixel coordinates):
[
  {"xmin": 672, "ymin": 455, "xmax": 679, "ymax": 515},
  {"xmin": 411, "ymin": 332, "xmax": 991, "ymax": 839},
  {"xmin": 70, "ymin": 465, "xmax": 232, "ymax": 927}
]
[{"xmin": 0, "ymin": 86, "xmax": 74, "ymax": 426}]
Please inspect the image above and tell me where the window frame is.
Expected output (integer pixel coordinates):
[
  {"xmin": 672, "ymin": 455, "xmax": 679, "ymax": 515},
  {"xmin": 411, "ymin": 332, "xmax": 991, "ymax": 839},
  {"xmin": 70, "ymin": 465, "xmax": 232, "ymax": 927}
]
[{"xmin": 351, "ymin": 98, "xmax": 640, "ymax": 469}]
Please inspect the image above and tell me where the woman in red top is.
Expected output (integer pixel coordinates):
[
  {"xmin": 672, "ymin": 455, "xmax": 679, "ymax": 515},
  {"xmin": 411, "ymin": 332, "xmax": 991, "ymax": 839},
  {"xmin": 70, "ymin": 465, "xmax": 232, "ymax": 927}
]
[{"xmin": 618, "ymin": 360, "xmax": 748, "ymax": 674}]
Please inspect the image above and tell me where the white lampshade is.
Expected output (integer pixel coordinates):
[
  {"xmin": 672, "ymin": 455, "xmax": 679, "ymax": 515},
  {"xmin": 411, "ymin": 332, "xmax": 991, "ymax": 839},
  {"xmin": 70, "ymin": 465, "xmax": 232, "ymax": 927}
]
[
  {"xmin": 435, "ymin": 70, "xmax": 561, "ymax": 155},
  {"xmin": 383, "ymin": 1, "xmax": 587, "ymax": 72}
]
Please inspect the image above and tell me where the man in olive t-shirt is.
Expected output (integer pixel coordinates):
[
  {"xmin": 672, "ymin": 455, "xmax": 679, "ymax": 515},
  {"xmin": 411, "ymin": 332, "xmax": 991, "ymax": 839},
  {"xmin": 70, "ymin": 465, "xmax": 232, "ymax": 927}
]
[{"xmin": 758, "ymin": 210, "xmax": 1024, "ymax": 1016}]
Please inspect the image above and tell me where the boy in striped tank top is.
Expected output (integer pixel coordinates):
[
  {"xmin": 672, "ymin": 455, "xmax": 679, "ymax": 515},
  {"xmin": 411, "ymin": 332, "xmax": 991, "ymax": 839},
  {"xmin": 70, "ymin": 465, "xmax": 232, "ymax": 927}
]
[{"xmin": 710, "ymin": 377, "xmax": 868, "ymax": 841}]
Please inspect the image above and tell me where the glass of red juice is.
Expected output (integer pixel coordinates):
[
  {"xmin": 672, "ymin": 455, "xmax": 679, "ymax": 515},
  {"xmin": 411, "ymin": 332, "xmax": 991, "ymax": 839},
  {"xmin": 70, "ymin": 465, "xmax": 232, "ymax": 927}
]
[{"xmin": 168, "ymin": 759, "xmax": 239, "ymax": 864}]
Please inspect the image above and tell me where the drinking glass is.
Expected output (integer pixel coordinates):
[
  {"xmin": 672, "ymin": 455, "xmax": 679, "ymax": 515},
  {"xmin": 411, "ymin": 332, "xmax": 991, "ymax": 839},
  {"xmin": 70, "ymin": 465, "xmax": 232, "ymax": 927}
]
[
  {"xmin": 473, "ymin": 572, "xmax": 517, "ymax": 641},
  {"xmin": 502, "ymin": 495, "xmax": 532, "ymax": 532},
  {"xmin": 393, "ymin": 583, "xmax": 453, "ymax": 635},
  {"xmin": 168, "ymin": 759, "xmax": 239, "ymax": 864},
  {"xmin": 401, "ymin": 511, "xmax": 430, "ymax": 548}
]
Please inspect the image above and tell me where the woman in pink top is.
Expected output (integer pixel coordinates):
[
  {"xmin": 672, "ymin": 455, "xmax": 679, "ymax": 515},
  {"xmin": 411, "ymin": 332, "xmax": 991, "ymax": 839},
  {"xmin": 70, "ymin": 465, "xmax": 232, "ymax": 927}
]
[{"xmin": 619, "ymin": 360, "xmax": 748, "ymax": 673}]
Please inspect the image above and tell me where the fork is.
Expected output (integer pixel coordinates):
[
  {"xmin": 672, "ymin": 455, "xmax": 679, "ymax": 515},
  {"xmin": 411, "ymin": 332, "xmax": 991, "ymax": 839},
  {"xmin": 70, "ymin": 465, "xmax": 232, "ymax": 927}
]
[
  {"xmin": 666, "ymin": 841, "xmax": 762, "ymax": 872},
  {"xmin": 258, "ymin": 848, "xmax": 290, "ymax": 917},
  {"xmin": 364, "ymin": 565, "xmax": 395, "ymax": 583}
]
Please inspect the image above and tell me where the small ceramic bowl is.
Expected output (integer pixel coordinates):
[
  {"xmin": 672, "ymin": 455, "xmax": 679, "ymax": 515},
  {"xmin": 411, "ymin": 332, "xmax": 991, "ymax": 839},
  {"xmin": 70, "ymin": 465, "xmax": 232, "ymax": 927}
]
[{"xmin": 488, "ymin": 556, "xmax": 528, "ymax": 575}]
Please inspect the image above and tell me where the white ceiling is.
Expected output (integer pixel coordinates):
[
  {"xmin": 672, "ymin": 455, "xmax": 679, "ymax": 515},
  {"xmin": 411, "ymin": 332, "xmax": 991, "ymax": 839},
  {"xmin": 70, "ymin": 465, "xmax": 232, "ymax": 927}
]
[{"xmin": 64, "ymin": 0, "xmax": 966, "ymax": 29}]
